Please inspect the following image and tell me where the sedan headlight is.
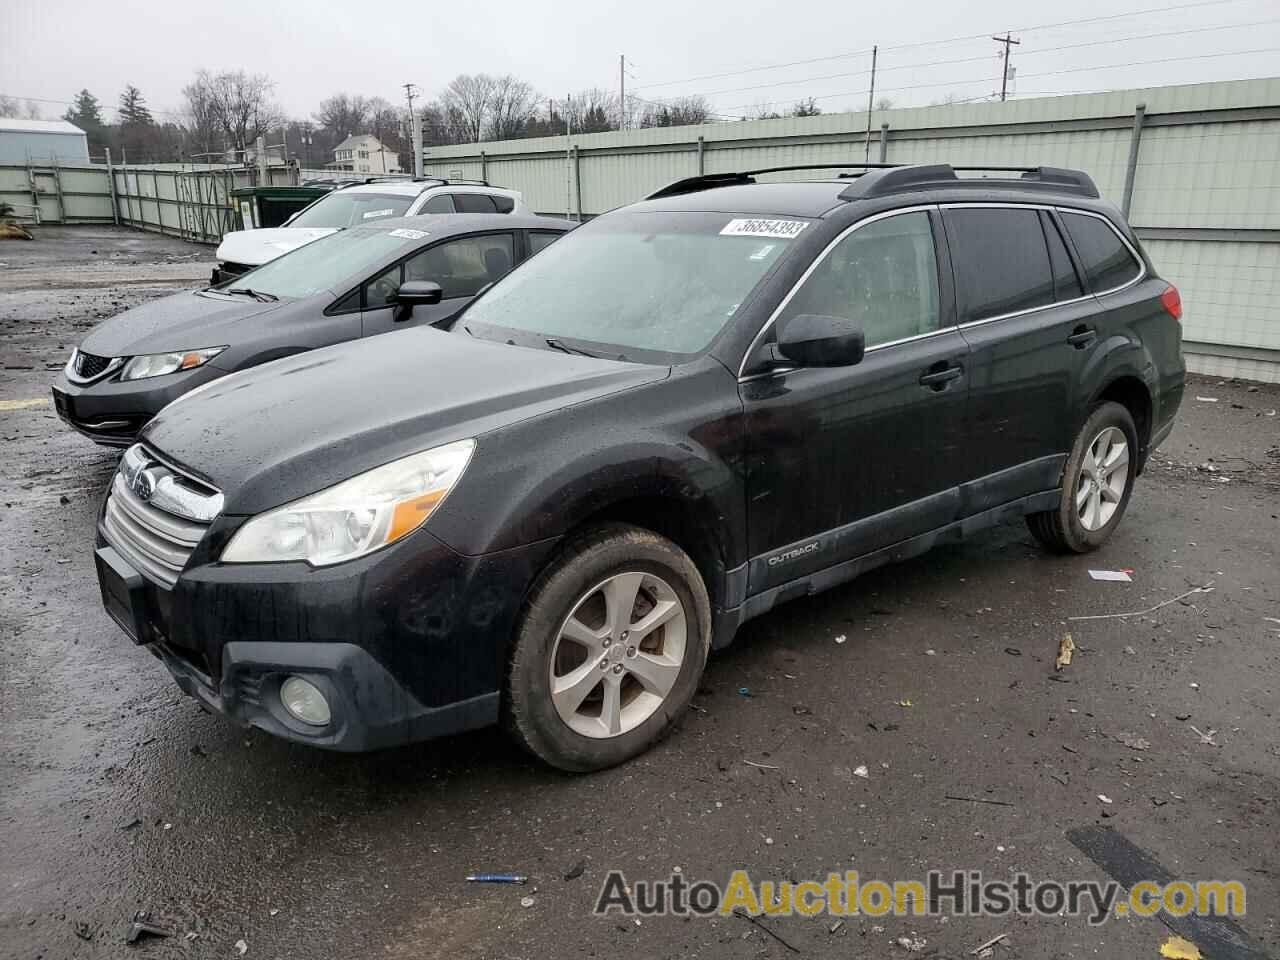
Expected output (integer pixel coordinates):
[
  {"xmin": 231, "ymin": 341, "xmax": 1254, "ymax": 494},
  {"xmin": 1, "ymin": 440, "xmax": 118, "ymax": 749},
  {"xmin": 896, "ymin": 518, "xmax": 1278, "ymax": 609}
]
[
  {"xmin": 120, "ymin": 347, "xmax": 225, "ymax": 381},
  {"xmin": 221, "ymin": 440, "xmax": 476, "ymax": 566}
]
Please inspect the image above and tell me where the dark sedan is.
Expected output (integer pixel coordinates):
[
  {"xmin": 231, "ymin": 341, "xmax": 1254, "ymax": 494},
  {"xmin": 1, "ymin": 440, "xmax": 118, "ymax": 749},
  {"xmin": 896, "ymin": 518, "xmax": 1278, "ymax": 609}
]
[{"xmin": 51, "ymin": 214, "xmax": 573, "ymax": 445}]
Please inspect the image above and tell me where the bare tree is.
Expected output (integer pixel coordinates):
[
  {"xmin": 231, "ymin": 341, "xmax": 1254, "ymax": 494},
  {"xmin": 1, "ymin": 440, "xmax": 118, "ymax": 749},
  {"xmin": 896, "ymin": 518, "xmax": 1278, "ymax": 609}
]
[
  {"xmin": 0, "ymin": 95, "xmax": 18, "ymax": 117},
  {"xmin": 639, "ymin": 95, "xmax": 712, "ymax": 128},
  {"xmin": 440, "ymin": 74, "xmax": 495, "ymax": 143},
  {"xmin": 565, "ymin": 88, "xmax": 616, "ymax": 134},
  {"xmin": 792, "ymin": 97, "xmax": 822, "ymax": 117},
  {"xmin": 181, "ymin": 73, "xmax": 222, "ymax": 156},
  {"xmin": 314, "ymin": 93, "xmax": 371, "ymax": 139},
  {"xmin": 183, "ymin": 70, "xmax": 283, "ymax": 155},
  {"xmin": 874, "ymin": 97, "xmax": 895, "ymax": 111},
  {"xmin": 23, "ymin": 99, "xmax": 42, "ymax": 120},
  {"xmin": 487, "ymin": 75, "xmax": 539, "ymax": 140}
]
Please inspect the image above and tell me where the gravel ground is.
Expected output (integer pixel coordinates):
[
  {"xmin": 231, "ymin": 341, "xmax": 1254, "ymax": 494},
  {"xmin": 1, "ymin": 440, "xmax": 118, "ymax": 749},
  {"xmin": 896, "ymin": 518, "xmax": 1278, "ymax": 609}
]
[{"xmin": 1, "ymin": 226, "xmax": 1278, "ymax": 960}]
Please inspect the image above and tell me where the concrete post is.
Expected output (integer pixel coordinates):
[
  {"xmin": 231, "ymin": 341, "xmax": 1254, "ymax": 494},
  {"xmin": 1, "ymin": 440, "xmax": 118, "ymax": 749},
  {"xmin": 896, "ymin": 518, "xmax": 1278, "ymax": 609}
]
[
  {"xmin": 878, "ymin": 123, "xmax": 890, "ymax": 163},
  {"xmin": 104, "ymin": 148, "xmax": 119, "ymax": 225}
]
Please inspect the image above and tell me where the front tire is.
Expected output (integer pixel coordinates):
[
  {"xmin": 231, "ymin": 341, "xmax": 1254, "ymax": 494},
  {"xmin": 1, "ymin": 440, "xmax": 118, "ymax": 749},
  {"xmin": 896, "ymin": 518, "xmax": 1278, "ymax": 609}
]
[
  {"xmin": 504, "ymin": 524, "xmax": 712, "ymax": 772},
  {"xmin": 1027, "ymin": 401, "xmax": 1138, "ymax": 554}
]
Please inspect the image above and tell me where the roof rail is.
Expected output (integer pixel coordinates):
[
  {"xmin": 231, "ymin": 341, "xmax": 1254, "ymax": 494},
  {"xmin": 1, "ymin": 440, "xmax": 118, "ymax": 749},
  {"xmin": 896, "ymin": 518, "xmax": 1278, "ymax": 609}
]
[
  {"xmin": 646, "ymin": 163, "xmax": 901, "ymax": 200},
  {"xmin": 411, "ymin": 176, "xmax": 493, "ymax": 187},
  {"xmin": 838, "ymin": 164, "xmax": 1099, "ymax": 200}
]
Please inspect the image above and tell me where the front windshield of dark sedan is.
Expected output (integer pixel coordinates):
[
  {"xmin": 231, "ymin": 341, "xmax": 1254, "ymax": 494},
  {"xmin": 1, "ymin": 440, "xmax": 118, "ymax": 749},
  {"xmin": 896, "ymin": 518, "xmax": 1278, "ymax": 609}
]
[
  {"xmin": 288, "ymin": 192, "xmax": 414, "ymax": 228},
  {"xmin": 461, "ymin": 211, "xmax": 804, "ymax": 357},
  {"xmin": 220, "ymin": 226, "xmax": 419, "ymax": 299}
]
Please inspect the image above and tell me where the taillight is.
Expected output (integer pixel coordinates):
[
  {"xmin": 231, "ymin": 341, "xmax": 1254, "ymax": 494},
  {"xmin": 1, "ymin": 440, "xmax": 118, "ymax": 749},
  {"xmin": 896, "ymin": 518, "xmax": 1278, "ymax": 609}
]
[{"xmin": 1160, "ymin": 285, "xmax": 1182, "ymax": 321}]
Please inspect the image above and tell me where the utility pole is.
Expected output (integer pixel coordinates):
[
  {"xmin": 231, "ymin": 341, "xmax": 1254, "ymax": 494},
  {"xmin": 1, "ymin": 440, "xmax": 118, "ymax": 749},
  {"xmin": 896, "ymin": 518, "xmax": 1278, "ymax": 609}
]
[
  {"xmin": 403, "ymin": 82, "xmax": 423, "ymax": 177},
  {"xmin": 863, "ymin": 45, "xmax": 878, "ymax": 162},
  {"xmin": 619, "ymin": 54, "xmax": 626, "ymax": 130},
  {"xmin": 993, "ymin": 33, "xmax": 1021, "ymax": 102},
  {"xmin": 565, "ymin": 94, "xmax": 573, "ymax": 219}
]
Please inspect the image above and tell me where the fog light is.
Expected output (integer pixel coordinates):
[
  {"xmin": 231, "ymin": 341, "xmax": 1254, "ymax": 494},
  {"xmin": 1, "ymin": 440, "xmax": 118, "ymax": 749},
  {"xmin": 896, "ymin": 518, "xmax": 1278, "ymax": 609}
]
[{"xmin": 280, "ymin": 676, "xmax": 331, "ymax": 726}]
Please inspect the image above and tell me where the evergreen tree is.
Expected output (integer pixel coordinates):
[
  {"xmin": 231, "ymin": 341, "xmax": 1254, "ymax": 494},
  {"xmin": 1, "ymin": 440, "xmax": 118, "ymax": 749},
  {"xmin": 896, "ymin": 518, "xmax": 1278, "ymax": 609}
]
[
  {"xmin": 118, "ymin": 85, "xmax": 153, "ymax": 125},
  {"xmin": 62, "ymin": 89, "xmax": 108, "ymax": 154},
  {"xmin": 63, "ymin": 89, "xmax": 104, "ymax": 127}
]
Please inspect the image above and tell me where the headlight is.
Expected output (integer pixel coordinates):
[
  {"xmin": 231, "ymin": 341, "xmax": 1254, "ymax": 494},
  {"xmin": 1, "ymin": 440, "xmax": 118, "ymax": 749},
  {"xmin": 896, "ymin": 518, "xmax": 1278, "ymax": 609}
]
[
  {"xmin": 221, "ymin": 439, "xmax": 476, "ymax": 566},
  {"xmin": 120, "ymin": 347, "xmax": 225, "ymax": 381}
]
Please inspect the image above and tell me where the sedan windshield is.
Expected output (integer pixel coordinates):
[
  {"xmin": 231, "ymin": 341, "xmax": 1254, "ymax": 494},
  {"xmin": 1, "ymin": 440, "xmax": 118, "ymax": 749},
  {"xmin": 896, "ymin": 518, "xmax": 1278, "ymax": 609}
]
[
  {"xmin": 461, "ymin": 211, "xmax": 804, "ymax": 360},
  {"xmin": 221, "ymin": 226, "xmax": 418, "ymax": 299},
  {"xmin": 288, "ymin": 192, "xmax": 414, "ymax": 228}
]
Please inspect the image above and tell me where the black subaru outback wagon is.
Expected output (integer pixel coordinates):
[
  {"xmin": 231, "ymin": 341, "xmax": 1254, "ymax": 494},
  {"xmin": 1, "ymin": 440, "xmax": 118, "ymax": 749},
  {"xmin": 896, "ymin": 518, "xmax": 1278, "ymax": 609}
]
[{"xmin": 94, "ymin": 163, "xmax": 1184, "ymax": 771}]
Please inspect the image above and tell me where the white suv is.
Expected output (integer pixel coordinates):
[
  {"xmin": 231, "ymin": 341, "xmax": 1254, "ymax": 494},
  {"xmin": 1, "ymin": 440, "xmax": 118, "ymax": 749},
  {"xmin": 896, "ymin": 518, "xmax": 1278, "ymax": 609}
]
[{"xmin": 213, "ymin": 179, "xmax": 529, "ymax": 283}]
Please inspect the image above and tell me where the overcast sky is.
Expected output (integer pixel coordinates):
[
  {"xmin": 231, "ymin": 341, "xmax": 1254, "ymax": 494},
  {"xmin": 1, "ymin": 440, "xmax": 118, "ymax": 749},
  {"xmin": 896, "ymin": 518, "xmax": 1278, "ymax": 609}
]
[{"xmin": 3, "ymin": 0, "xmax": 1279, "ymax": 124}]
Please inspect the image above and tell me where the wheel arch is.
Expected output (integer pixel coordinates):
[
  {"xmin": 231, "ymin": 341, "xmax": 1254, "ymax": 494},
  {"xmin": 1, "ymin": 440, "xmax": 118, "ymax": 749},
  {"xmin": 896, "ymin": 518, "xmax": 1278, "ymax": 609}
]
[{"xmin": 1090, "ymin": 374, "xmax": 1154, "ymax": 472}]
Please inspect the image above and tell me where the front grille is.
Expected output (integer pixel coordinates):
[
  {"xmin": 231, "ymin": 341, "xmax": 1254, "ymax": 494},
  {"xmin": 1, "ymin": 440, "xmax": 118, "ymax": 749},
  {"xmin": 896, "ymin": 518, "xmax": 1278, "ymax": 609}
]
[
  {"xmin": 219, "ymin": 261, "xmax": 251, "ymax": 277},
  {"xmin": 74, "ymin": 351, "xmax": 114, "ymax": 380},
  {"xmin": 100, "ymin": 445, "xmax": 223, "ymax": 588}
]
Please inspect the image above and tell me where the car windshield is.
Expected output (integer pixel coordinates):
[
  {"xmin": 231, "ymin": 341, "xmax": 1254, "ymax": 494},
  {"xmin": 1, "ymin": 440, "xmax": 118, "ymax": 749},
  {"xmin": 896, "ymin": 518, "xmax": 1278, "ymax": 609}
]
[
  {"xmin": 221, "ymin": 226, "xmax": 419, "ymax": 299},
  {"xmin": 460, "ymin": 211, "xmax": 804, "ymax": 360},
  {"xmin": 288, "ymin": 191, "xmax": 414, "ymax": 228}
]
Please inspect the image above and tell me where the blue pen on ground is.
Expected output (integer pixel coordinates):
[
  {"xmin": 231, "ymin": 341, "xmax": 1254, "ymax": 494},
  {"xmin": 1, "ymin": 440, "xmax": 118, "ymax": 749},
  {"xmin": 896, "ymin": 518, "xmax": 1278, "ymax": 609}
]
[{"xmin": 466, "ymin": 874, "xmax": 528, "ymax": 884}]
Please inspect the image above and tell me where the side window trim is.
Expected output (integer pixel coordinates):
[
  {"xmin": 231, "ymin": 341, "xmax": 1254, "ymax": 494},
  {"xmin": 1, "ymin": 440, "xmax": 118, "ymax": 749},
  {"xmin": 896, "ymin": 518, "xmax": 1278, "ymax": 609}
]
[
  {"xmin": 1038, "ymin": 209, "xmax": 1085, "ymax": 303},
  {"xmin": 737, "ymin": 203, "xmax": 942, "ymax": 380},
  {"xmin": 938, "ymin": 201, "xmax": 1116, "ymax": 331},
  {"xmin": 1053, "ymin": 206, "xmax": 1147, "ymax": 298}
]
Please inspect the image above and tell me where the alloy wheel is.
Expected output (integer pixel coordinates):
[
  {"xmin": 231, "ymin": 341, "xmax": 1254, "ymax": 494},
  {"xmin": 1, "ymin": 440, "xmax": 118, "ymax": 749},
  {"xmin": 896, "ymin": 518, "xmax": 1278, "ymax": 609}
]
[
  {"xmin": 1076, "ymin": 426, "xmax": 1130, "ymax": 531},
  {"xmin": 549, "ymin": 571, "xmax": 688, "ymax": 739}
]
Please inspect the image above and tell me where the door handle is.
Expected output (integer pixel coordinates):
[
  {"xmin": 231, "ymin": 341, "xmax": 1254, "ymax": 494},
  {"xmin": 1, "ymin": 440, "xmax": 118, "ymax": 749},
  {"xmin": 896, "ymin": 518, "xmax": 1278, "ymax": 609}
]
[
  {"xmin": 1067, "ymin": 326, "xmax": 1097, "ymax": 349},
  {"xmin": 919, "ymin": 364, "xmax": 963, "ymax": 389}
]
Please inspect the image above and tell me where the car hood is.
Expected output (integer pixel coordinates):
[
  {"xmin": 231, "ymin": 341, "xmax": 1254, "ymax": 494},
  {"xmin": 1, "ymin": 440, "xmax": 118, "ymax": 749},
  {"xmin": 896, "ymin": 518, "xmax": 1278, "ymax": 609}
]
[
  {"xmin": 142, "ymin": 328, "xmax": 669, "ymax": 515},
  {"xmin": 215, "ymin": 227, "xmax": 337, "ymax": 266},
  {"xmin": 78, "ymin": 290, "xmax": 288, "ymax": 358}
]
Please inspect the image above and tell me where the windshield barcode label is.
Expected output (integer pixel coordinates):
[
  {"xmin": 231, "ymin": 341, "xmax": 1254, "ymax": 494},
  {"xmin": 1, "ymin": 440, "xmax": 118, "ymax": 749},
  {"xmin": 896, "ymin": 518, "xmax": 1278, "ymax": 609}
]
[{"xmin": 720, "ymin": 218, "xmax": 809, "ymax": 239}]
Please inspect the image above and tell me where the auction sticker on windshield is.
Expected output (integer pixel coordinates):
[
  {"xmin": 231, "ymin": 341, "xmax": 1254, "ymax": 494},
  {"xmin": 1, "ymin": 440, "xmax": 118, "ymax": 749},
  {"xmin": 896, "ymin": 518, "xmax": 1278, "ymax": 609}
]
[
  {"xmin": 389, "ymin": 228, "xmax": 429, "ymax": 240},
  {"xmin": 363, "ymin": 208, "xmax": 395, "ymax": 219},
  {"xmin": 720, "ymin": 218, "xmax": 809, "ymax": 239}
]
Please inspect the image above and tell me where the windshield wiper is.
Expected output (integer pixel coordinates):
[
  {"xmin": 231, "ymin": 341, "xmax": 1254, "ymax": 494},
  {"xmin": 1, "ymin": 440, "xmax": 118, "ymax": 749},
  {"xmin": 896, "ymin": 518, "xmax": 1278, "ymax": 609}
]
[
  {"xmin": 227, "ymin": 287, "xmax": 278, "ymax": 302},
  {"xmin": 545, "ymin": 338, "xmax": 604, "ymax": 359}
]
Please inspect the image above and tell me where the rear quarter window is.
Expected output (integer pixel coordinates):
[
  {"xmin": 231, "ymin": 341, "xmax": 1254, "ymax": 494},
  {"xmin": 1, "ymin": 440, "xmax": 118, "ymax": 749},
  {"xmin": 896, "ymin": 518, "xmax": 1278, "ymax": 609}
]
[
  {"xmin": 455, "ymin": 193, "xmax": 499, "ymax": 214},
  {"xmin": 492, "ymin": 195, "xmax": 516, "ymax": 214},
  {"xmin": 1060, "ymin": 211, "xmax": 1142, "ymax": 293}
]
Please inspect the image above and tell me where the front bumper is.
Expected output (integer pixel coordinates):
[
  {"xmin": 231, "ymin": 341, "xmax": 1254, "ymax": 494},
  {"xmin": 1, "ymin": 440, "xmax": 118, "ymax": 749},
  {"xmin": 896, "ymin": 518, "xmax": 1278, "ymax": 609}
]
[
  {"xmin": 96, "ymin": 510, "xmax": 560, "ymax": 751},
  {"xmin": 52, "ymin": 365, "xmax": 226, "ymax": 446}
]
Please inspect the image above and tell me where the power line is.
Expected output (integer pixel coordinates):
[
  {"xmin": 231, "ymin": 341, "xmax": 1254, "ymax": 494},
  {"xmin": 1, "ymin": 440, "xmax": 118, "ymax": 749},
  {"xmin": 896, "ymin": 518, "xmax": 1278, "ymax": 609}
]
[
  {"xmin": 636, "ymin": 0, "xmax": 1259, "ymax": 89},
  {"xmin": 639, "ymin": 16, "xmax": 1280, "ymax": 105},
  {"xmin": 710, "ymin": 46, "xmax": 1280, "ymax": 114}
]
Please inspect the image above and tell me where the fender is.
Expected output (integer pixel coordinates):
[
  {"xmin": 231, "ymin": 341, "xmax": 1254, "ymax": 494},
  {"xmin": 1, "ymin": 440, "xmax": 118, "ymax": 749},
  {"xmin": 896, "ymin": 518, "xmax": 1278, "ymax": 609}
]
[{"xmin": 425, "ymin": 360, "xmax": 748, "ymax": 601}]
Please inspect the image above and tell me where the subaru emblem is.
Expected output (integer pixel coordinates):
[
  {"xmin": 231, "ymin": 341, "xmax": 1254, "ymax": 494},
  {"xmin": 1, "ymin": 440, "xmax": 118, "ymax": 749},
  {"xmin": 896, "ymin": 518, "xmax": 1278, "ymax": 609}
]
[{"xmin": 132, "ymin": 469, "xmax": 155, "ymax": 501}]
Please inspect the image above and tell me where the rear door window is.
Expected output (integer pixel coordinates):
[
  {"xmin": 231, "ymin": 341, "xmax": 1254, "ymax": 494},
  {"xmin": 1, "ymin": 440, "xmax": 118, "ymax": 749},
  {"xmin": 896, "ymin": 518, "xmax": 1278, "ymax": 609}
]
[
  {"xmin": 454, "ymin": 193, "xmax": 499, "ymax": 214},
  {"xmin": 945, "ymin": 207, "xmax": 1054, "ymax": 322},
  {"xmin": 1060, "ymin": 211, "xmax": 1142, "ymax": 293},
  {"xmin": 420, "ymin": 194, "xmax": 455, "ymax": 214},
  {"xmin": 779, "ymin": 210, "xmax": 941, "ymax": 350}
]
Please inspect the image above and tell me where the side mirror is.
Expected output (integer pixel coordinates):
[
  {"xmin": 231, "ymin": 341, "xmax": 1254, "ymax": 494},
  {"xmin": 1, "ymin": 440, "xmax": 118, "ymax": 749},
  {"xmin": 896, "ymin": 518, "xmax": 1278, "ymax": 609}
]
[
  {"xmin": 774, "ymin": 314, "xmax": 865, "ymax": 367},
  {"xmin": 396, "ymin": 281, "xmax": 443, "ymax": 306}
]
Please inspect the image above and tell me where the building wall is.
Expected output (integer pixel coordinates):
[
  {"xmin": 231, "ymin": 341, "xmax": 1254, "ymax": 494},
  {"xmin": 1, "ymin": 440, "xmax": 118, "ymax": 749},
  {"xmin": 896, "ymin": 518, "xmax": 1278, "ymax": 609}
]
[
  {"xmin": 419, "ymin": 77, "xmax": 1280, "ymax": 381},
  {"xmin": 0, "ymin": 130, "xmax": 90, "ymax": 165}
]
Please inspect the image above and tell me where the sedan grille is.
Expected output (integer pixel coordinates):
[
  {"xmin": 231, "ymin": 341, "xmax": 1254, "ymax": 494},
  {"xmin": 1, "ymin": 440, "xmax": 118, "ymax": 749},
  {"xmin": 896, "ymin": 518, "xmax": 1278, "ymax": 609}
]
[
  {"xmin": 73, "ymin": 351, "xmax": 116, "ymax": 381},
  {"xmin": 100, "ymin": 445, "xmax": 223, "ymax": 588}
]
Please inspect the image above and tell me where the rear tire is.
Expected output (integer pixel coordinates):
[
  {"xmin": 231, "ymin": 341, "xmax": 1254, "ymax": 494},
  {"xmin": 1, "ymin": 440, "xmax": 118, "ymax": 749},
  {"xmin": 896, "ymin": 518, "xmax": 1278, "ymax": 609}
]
[
  {"xmin": 1027, "ymin": 401, "xmax": 1138, "ymax": 554},
  {"xmin": 503, "ymin": 524, "xmax": 712, "ymax": 772}
]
